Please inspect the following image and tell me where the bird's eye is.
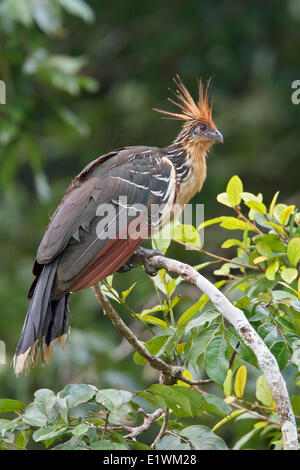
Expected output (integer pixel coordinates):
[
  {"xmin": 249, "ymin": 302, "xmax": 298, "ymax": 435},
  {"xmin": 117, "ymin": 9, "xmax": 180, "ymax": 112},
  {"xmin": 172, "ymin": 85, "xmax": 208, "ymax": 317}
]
[{"xmin": 192, "ymin": 124, "xmax": 208, "ymax": 138}]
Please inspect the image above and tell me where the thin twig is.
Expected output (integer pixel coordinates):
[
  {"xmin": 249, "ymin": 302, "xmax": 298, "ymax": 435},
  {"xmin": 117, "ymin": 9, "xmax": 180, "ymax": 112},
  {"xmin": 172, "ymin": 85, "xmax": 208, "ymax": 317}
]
[
  {"xmin": 124, "ymin": 408, "xmax": 164, "ymax": 440},
  {"xmin": 173, "ymin": 239, "xmax": 262, "ymax": 271},
  {"xmin": 92, "ymin": 283, "xmax": 183, "ymax": 381},
  {"xmin": 151, "ymin": 408, "xmax": 169, "ymax": 448}
]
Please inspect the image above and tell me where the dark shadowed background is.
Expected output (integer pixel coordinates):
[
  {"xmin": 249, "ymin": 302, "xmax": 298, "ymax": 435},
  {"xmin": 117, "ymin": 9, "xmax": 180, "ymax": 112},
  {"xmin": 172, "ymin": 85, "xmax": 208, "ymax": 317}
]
[{"xmin": 0, "ymin": 0, "xmax": 299, "ymax": 447}]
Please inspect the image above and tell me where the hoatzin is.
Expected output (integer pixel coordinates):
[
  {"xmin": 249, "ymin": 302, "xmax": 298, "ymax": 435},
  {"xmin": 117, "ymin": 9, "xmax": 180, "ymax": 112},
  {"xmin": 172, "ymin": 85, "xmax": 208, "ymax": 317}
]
[{"xmin": 14, "ymin": 76, "xmax": 223, "ymax": 374}]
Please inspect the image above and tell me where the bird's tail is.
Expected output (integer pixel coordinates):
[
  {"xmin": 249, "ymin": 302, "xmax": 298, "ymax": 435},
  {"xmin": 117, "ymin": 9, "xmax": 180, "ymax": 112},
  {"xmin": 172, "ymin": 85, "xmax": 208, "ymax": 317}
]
[{"xmin": 13, "ymin": 257, "xmax": 70, "ymax": 375}]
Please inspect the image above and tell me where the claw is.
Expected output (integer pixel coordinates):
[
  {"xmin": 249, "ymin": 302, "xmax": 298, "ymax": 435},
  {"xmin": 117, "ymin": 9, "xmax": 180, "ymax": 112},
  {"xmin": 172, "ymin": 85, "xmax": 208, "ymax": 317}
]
[
  {"xmin": 131, "ymin": 247, "xmax": 164, "ymax": 276},
  {"xmin": 117, "ymin": 263, "xmax": 138, "ymax": 274},
  {"xmin": 117, "ymin": 247, "xmax": 164, "ymax": 276}
]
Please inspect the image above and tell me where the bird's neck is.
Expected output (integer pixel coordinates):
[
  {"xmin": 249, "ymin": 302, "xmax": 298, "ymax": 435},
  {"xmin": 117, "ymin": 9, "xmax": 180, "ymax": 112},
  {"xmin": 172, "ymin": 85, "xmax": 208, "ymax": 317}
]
[{"xmin": 165, "ymin": 141, "xmax": 208, "ymax": 205}]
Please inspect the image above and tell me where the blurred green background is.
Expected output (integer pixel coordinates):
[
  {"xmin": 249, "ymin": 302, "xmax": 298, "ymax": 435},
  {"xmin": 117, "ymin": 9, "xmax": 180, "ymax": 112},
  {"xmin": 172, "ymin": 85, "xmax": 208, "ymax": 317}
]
[{"xmin": 0, "ymin": 0, "xmax": 300, "ymax": 447}]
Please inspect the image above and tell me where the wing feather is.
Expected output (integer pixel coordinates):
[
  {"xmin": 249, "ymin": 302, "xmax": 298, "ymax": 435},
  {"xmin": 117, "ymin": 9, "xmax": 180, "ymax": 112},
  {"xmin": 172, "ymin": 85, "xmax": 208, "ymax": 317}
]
[{"xmin": 34, "ymin": 146, "xmax": 176, "ymax": 298}]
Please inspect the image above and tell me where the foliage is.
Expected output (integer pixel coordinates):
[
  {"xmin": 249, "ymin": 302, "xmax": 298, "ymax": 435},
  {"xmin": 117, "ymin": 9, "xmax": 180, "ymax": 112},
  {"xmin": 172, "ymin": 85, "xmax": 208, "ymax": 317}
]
[
  {"xmin": 1, "ymin": 175, "xmax": 299, "ymax": 450},
  {"xmin": 0, "ymin": 0, "xmax": 98, "ymax": 199},
  {"xmin": 1, "ymin": 0, "xmax": 300, "ymax": 451}
]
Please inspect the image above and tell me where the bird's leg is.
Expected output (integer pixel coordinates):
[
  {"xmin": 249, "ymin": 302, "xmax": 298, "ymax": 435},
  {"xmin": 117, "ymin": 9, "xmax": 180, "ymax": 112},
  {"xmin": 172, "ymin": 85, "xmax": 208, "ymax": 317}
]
[
  {"xmin": 129, "ymin": 246, "xmax": 164, "ymax": 276},
  {"xmin": 117, "ymin": 262, "xmax": 138, "ymax": 273},
  {"xmin": 117, "ymin": 247, "xmax": 164, "ymax": 276}
]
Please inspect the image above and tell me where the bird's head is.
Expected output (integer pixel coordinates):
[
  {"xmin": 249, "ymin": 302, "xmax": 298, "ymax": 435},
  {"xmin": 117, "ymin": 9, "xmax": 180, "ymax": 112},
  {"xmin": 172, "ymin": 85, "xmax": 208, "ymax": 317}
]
[{"xmin": 154, "ymin": 75, "xmax": 223, "ymax": 148}]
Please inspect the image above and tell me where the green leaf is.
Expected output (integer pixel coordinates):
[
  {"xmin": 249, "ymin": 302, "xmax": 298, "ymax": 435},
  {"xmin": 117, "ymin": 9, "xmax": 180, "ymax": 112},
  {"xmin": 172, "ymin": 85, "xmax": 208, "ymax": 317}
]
[
  {"xmin": 150, "ymin": 384, "xmax": 192, "ymax": 417},
  {"xmin": 0, "ymin": 419, "xmax": 19, "ymax": 438},
  {"xmin": 96, "ymin": 389, "xmax": 133, "ymax": 412},
  {"xmin": 265, "ymin": 260, "xmax": 279, "ymax": 280},
  {"xmin": 291, "ymin": 339, "xmax": 300, "ymax": 371},
  {"xmin": 1, "ymin": 0, "xmax": 34, "ymax": 26},
  {"xmin": 180, "ymin": 425, "xmax": 228, "ymax": 450},
  {"xmin": 245, "ymin": 200, "xmax": 267, "ymax": 215},
  {"xmin": 256, "ymin": 241, "xmax": 272, "ymax": 257},
  {"xmin": 186, "ymin": 325, "xmax": 219, "ymax": 368},
  {"xmin": 121, "ymin": 282, "xmax": 137, "ymax": 302},
  {"xmin": 234, "ymin": 365, "xmax": 247, "ymax": 398},
  {"xmin": 32, "ymin": 0, "xmax": 62, "ymax": 35},
  {"xmin": 33, "ymin": 425, "xmax": 67, "ymax": 443},
  {"xmin": 270, "ymin": 341, "xmax": 289, "ymax": 370},
  {"xmin": 198, "ymin": 216, "xmax": 225, "ymax": 231},
  {"xmin": 152, "ymin": 221, "xmax": 174, "ymax": 253},
  {"xmin": 72, "ymin": 423, "xmax": 89, "ymax": 436},
  {"xmin": 136, "ymin": 391, "xmax": 166, "ymax": 410},
  {"xmin": 170, "ymin": 387, "xmax": 207, "ymax": 417},
  {"xmin": 140, "ymin": 304, "xmax": 164, "ymax": 316},
  {"xmin": 273, "ymin": 203, "xmax": 288, "ymax": 223},
  {"xmin": 34, "ymin": 389, "xmax": 56, "ymax": 416},
  {"xmin": 22, "ymin": 403, "xmax": 48, "ymax": 427},
  {"xmin": 269, "ymin": 191, "xmax": 280, "ymax": 218},
  {"xmin": 240, "ymin": 191, "xmax": 259, "ymax": 203},
  {"xmin": 254, "ymin": 234, "xmax": 285, "ymax": 252},
  {"xmin": 280, "ymin": 268, "xmax": 298, "ymax": 284},
  {"xmin": 133, "ymin": 335, "xmax": 169, "ymax": 365},
  {"xmin": 90, "ymin": 440, "xmax": 128, "ymax": 450},
  {"xmin": 0, "ymin": 399, "xmax": 23, "ymax": 414},
  {"xmin": 184, "ymin": 309, "xmax": 220, "ymax": 333},
  {"xmin": 233, "ymin": 427, "xmax": 262, "ymax": 450},
  {"xmin": 128, "ymin": 440, "xmax": 152, "ymax": 450},
  {"xmin": 279, "ymin": 205, "xmax": 295, "ymax": 226},
  {"xmin": 156, "ymin": 327, "xmax": 185, "ymax": 357},
  {"xmin": 287, "ymin": 238, "xmax": 300, "ymax": 266},
  {"xmin": 135, "ymin": 314, "xmax": 168, "ymax": 329},
  {"xmin": 265, "ymin": 221, "xmax": 284, "ymax": 233},
  {"xmin": 258, "ymin": 323, "xmax": 278, "ymax": 347},
  {"xmin": 212, "ymin": 409, "xmax": 245, "ymax": 432},
  {"xmin": 59, "ymin": 384, "xmax": 96, "ymax": 408},
  {"xmin": 173, "ymin": 224, "xmax": 201, "ymax": 248},
  {"xmin": 221, "ymin": 238, "xmax": 242, "ymax": 248},
  {"xmin": 291, "ymin": 395, "xmax": 300, "ymax": 415},
  {"xmin": 201, "ymin": 393, "xmax": 232, "ymax": 416},
  {"xmin": 256, "ymin": 375, "xmax": 273, "ymax": 407},
  {"xmin": 226, "ymin": 175, "xmax": 243, "ymax": 207},
  {"xmin": 223, "ymin": 369, "xmax": 233, "ymax": 397},
  {"xmin": 220, "ymin": 217, "xmax": 249, "ymax": 231},
  {"xmin": 213, "ymin": 263, "xmax": 230, "ymax": 276},
  {"xmin": 156, "ymin": 435, "xmax": 190, "ymax": 450},
  {"xmin": 235, "ymin": 295, "xmax": 251, "ymax": 309},
  {"xmin": 15, "ymin": 430, "xmax": 30, "ymax": 450},
  {"xmin": 177, "ymin": 294, "xmax": 209, "ymax": 326},
  {"xmin": 204, "ymin": 336, "xmax": 229, "ymax": 386},
  {"xmin": 225, "ymin": 328, "xmax": 258, "ymax": 368},
  {"xmin": 217, "ymin": 192, "xmax": 233, "ymax": 208},
  {"xmin": 57, "ymin": 0, "xmax": 95, "ymax": 23}
]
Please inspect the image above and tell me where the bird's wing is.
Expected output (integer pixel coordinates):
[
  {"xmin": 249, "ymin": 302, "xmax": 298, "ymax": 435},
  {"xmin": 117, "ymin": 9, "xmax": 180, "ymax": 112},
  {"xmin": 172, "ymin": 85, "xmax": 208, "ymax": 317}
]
[{"xmin": 35, "ymin": 147, "xmax": 176, "ymax": 297}]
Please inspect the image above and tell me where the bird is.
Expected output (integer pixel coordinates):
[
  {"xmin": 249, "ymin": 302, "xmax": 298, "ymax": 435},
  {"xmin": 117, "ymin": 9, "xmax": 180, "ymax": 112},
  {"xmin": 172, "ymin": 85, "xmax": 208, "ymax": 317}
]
[{"xmin": 13, "ymin": 76, "xmax": 223, "ymax": 375}]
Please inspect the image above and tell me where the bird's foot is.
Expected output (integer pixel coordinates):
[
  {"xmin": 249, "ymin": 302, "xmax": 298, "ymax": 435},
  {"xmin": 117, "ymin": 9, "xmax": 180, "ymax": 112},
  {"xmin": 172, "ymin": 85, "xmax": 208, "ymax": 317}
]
[
  {"xmin": 117, "ymin": 263, "xmax": 138, "ymax": 274},
  {"xmin": 117, "ymin": 247, "xmax": 164, "ymax": 276},
  {"xmin": 129, "ymin": 247, "xmax": 164, "ymax": 277}
]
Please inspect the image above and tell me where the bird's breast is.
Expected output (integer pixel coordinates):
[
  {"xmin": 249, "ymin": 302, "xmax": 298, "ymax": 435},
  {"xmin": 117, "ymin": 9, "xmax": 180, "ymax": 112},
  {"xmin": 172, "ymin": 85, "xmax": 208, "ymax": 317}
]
[{"xmin": 175, "ymin": 149, "xmax": 207, "ymax": 206}]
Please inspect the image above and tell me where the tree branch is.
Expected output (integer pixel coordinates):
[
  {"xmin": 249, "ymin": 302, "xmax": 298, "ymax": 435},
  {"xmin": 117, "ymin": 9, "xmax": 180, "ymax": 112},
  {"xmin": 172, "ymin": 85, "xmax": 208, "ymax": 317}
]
[
  {"xmin": 146, "ymin": 254, "xmax": 298, "ymax": 451},
  {"xmin": 92, "ymin": 283, "xmax": 183, "ymax": 382},
  {"xmin": 124, "ymin": 408, "xmax": 164, "ymax": 440},
  {"xmin": 93, "ymin": 253, "xmax": 298, "ymax": 450}
]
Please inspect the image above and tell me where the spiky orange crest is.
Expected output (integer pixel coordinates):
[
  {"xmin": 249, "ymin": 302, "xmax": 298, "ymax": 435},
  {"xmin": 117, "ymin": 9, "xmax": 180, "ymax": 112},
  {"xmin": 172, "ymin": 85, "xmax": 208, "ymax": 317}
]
[{"xmin": 154, "ymin": 75, "xmax": 215, "ymax": 127}]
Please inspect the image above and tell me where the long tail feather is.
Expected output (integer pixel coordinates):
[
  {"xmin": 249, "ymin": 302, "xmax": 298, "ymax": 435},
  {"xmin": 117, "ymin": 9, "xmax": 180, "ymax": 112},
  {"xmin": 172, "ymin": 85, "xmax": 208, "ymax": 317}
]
[{"xmin": 13, "ymin": 257, "xmax": 70, "ymax": 375}]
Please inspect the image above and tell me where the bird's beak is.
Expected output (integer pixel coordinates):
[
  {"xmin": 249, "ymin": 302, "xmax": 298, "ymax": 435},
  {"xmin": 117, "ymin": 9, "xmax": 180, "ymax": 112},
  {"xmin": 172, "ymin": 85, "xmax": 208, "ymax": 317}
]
[{"xmin": 206, "ymin": 129, "xmax": 224, "ymax": 144}]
